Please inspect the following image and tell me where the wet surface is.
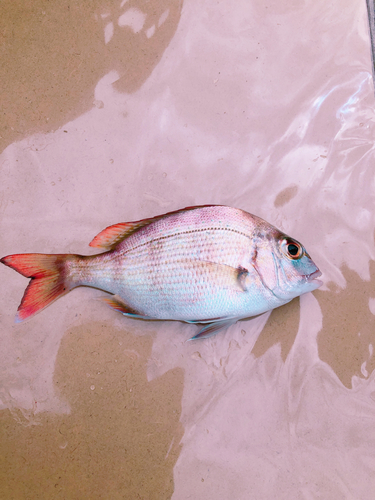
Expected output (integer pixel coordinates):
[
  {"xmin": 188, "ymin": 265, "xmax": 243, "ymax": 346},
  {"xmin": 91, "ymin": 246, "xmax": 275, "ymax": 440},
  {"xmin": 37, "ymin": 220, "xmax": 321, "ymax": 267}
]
[
  {"xmin": 316, "ymin": 262, "xmax": 375, "ymax": 388},
  {"xmin": 252, "ymin": 297, "xmax": 301, "ymax": 362},
  {"xmin": 0, "ymin": 0, "xmax": 182, "ymax": 153},
  {"xmin": 0, "ymin": 322, "xmax": 184, "ymax": 499},
  {"xmin": 1, "ymin": 0, "xmax": 375, "ymax": 498}
]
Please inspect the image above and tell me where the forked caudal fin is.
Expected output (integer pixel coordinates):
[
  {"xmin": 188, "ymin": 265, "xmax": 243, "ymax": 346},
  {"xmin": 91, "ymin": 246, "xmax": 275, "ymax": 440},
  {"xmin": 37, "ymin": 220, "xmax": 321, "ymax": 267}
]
[{"xmin": 1, "ymin": 253, "xmax": 77, "ymax": 322}]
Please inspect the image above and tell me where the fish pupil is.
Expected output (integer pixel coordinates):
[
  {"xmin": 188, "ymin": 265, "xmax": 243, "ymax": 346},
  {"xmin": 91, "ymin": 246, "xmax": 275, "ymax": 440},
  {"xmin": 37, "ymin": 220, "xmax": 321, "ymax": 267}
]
[{"xmin": 288, "ymin": 243, "xmax": 299, "ymax": 256}]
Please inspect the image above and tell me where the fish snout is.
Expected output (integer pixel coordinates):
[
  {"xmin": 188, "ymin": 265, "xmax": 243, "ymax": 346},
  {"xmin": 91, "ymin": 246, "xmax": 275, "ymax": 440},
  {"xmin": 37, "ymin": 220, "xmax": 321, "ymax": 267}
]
[{"xmin": 305, "ymin": 269, "xmax": 323, "ymax": 287}]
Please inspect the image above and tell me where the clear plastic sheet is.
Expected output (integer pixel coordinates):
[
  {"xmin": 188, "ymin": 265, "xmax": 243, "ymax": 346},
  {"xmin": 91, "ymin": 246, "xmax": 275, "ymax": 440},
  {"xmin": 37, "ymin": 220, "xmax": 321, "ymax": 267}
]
[{"xmin": 1, "ymin": 0, "xmax": 375, "ymax": 498}]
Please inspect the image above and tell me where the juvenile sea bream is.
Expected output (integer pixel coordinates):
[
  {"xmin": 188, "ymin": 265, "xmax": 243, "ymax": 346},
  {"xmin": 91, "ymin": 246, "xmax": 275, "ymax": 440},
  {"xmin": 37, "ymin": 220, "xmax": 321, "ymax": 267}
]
[{"xmin": 1, "ymin": 205, "xmax": 322, "ymax": 339}]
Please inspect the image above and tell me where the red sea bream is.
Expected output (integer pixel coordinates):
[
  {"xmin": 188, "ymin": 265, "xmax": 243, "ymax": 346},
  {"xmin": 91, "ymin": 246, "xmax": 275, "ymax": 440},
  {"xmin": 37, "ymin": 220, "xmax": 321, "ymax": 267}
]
[{"xmin": 1, "ymin": 205, "xmax": 322, "ymax": 339}]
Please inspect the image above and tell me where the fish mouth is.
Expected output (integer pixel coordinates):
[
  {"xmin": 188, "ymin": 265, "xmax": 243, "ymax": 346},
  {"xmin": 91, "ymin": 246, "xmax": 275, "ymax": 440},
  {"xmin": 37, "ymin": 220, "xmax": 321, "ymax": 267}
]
[{"xmin": 305, "ymin": 269, "xmax": 323, "ymax": 286}]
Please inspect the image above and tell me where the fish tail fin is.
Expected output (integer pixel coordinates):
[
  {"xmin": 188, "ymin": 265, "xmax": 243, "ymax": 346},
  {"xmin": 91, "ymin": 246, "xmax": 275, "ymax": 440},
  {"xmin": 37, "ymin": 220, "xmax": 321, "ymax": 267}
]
[{"xmin": 1, "ymin": 253, "xmax": 79, "ymax": 322}]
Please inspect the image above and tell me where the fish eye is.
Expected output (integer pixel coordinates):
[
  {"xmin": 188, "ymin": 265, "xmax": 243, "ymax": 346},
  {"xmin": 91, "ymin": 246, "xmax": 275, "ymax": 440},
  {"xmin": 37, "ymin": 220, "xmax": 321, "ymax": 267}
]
[
  {"xmin": 281, "ymin": 238, "xmax": 304, "ymax": 260},
  {"xmin": 288, "ymin": 243, "xmax": 299, "ymax": 256}
]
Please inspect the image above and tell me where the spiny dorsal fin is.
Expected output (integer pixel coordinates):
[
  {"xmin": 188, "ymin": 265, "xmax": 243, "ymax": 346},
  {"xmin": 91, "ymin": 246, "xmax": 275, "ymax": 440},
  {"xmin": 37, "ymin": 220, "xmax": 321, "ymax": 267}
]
[
  {"xmin": 89, "ymin": 220, "xmax": 155, "ymax": 249},
  {"xmin": 88, "ymin": 205, "xmax": 216, "ymax": 250}
]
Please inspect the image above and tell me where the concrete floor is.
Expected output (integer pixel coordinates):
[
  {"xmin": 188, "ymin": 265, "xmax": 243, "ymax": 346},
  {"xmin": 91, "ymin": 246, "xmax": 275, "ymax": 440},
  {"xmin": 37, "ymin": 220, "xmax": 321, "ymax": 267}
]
[{"xmin": 1, "ymin": 0, "xmax": 375, "ymax": 498}]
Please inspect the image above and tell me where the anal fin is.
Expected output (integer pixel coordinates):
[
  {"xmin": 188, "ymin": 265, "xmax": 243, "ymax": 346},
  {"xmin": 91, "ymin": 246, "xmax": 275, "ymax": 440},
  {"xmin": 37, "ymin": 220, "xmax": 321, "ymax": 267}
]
[
  {"xmin": 100, "ymin": 294, "xmax": 239, "ymax": 340},
  {"xmin": 100, "ymin": 295, "xmax": 150, "ymax": 320}
]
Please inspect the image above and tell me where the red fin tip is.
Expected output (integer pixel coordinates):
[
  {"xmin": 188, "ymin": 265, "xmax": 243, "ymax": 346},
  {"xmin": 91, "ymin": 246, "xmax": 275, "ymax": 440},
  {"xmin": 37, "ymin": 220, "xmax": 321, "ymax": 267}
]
[{"xmin": 1, "ymin": 253, "xmax": 74, "ymax": 321}]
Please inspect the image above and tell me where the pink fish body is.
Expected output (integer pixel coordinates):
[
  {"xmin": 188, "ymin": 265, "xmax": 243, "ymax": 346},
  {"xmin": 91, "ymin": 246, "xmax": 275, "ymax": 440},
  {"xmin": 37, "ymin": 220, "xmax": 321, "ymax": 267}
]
[{"xmin": 1, "ymin": 205, "xmax": 322, "ymax": 339}]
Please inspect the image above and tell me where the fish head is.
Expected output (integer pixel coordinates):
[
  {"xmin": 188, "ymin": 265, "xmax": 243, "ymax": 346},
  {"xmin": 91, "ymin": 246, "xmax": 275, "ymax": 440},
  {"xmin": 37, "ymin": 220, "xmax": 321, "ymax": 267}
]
[{"xmin": 253, "ymin": 229, "xmax": 322, "ymax": 302}]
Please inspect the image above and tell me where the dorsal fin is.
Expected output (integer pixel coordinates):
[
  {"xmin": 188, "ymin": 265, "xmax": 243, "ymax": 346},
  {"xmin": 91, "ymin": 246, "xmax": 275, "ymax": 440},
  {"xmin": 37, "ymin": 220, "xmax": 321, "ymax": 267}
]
[
  {"xmin": 89, "ymin": 205, "xmax": 216, "ymax": 250},
  {"xmin": 89, "ymin": 220, "xmax": 156, "ymax": 249}
]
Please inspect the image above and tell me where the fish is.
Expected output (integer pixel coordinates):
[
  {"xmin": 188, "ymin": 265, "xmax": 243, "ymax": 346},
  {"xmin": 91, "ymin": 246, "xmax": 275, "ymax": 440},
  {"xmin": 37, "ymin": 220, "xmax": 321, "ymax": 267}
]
[{"xmin": 0, "ymin": 205, "xmax": 322, "ymax": 340}]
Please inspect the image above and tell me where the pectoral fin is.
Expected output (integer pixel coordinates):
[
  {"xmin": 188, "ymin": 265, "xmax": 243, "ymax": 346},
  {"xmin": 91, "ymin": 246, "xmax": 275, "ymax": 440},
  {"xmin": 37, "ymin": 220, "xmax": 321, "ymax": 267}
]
[{"xmin": 198, "ymin": 261, "xmax": 249, "ymax": 292}]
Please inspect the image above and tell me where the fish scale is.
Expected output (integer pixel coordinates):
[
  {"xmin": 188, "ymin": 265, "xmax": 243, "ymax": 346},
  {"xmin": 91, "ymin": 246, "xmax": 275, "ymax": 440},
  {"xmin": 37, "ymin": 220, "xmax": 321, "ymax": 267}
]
[
  {"xmin": 104, "ymin": 226, "xmax": 252, "ymax": 320},
  {"xmin": 1, "ymin": 205, "xmax": 322, "ymax": 339},
  {"xmin": 89, "ymin": 221, "xmax": 268, "ymax": 321}
]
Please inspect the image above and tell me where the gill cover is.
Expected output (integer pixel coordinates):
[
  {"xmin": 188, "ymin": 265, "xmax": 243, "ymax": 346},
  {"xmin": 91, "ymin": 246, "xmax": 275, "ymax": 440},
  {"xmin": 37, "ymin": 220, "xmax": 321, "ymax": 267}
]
[
  {"xmin": 273, "ymin": 235, "xmax": 321, "ymax": 300},
  {"xmin": 252, "ymin": 232, "xmax": 321, "ymax": 302}
]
